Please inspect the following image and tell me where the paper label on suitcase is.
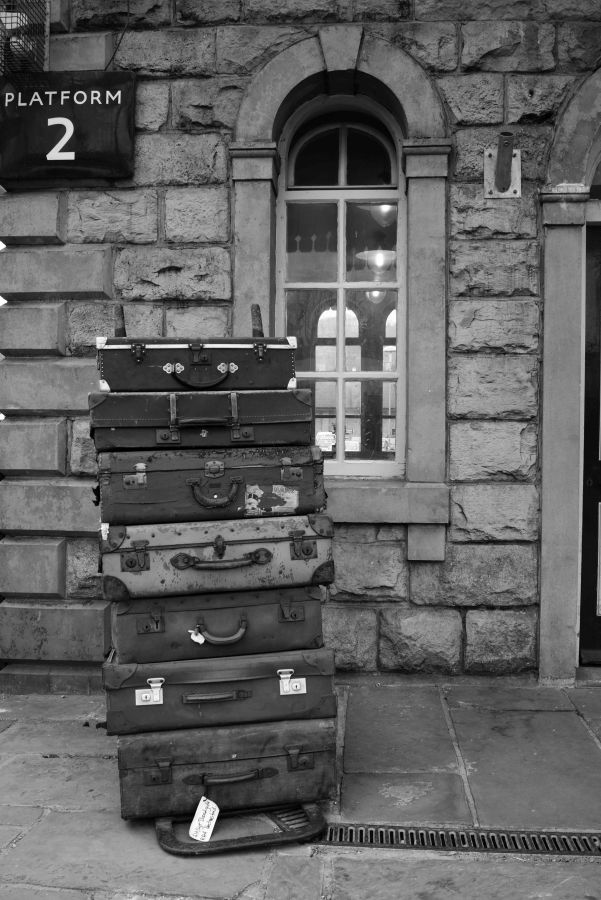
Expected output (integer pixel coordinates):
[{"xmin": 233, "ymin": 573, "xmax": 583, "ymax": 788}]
[
  {"xmin": 189, "ymin": 796, "xmax": 220, "ymax": 842},
  {"xmin": 244, "ymin": 484, "xmax": 299, "ymax": 516}
]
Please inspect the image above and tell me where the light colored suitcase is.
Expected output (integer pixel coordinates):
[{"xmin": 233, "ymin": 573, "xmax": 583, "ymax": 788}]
[{"xmin": 101, "ymin": 514, "xmax": 335, "ymax": 600}]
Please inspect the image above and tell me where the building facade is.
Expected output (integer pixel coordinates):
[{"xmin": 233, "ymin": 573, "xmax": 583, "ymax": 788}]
[{"xmin": 1, "ymin": 0, "xmax": 601, "ymax": 691}]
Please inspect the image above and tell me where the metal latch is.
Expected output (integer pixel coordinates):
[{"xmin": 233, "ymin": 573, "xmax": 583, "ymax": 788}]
[
  {"xmin": 253, "ymin": 341, "xmax": 267, "ymax": 362},
  {"xmin": 123, "ymin": 462, "xmax": 147, "ymax": 489},
  {"xmin": 285, "ymin": 744, "xmax": 315, "ymax": 771},
  {"xmin": 143, "ymin": 758, "xmax": 172, "ymax": 785},
  {"xmin": 278, "ymin": 602, "xmax": 305, "ymax": 623},
  {"xmin": 131, "ymin": 343, "xmax": 146, "ymax": 363},
  {"xmin": 120, "ymin": 540, "xmax": 150, "ymax": 572},
  {"xmin": 205, "ymin": 460, "xmax": 225, "ymax": 477},
  {"xmin": 280, "ymin": 457, "xmax": 303, "ymax": 481},
  {"xmin": 136, "ymin": 607, "xmax": 164, "ymax": 634},
  {"xmin": 135, "ymin": 677, "xmax": 165, "ymax": 706},
  {"xmin": 277, "ymin": 668, "xmax": 307, "ymax": 696},
  {"xmin": 289, "ymin": 530, "xmax": 318, "ymax": 560}
]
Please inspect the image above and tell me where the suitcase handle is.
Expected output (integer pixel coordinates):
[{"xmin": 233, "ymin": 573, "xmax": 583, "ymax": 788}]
[
  {"xmin": 203, "ymin": 768, "xmax": 267, "ymax": 786},
  {"xmin": 182, "ymin": 690, "xmax": 251, "ymax": 704},
  {"xmin": 187, "ymin": 476, "xmax": 242, "ymax": 509},
  {"xmin": 171, "ymin": 366, "xmax": 230, "ymax": 390},
  {"xmin": 194, "ymin": 617, "xmax": 247, "ymax": 645},
  {"xmin": 170, "ymin": 549, "xmax": 272, "ymax": 570}
]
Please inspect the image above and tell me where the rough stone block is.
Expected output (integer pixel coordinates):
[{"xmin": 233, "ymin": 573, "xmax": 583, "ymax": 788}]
[
  {"xmin": 69, "ymin": 418, "xmax": 97, "ymax": 476},
  {"xmin": 122, "ymin": 303, "xmax": 164, "ymax": 336},
  {"xmin": 450, "ymin": 183, "xmax": 538, "ymax": 239},
  {"xmin": 66, "ymin": 539, "xmax": 102, "ymax": 600},
  {"xmin": 437, "ymin": 74, "xmax": 503, "ymax": 125},
  {"xmin": 322, "ymin": 604, "xmax": 378, "ymax": 671},
  {"xmin": 416, "ymin": 0, "xmax": 601, "ymax": 17},
  {"xmin": 49, "ymin": 33, "xmax": 114, "ymax": 70},
  {"xmin": 449, "ymin": 421, "xmax": 537, "ymax": 481},
  {"xmin": 454, "ymin": 125, "xmax": 553, "ymax": 182},
  {"xmin": 0, "ymin": 247, "xmax": 113, "ymax": 300},
  {"xmin": 114, "ymin": 29, "xmax": 214, "ymax": 75},
  {"xmin": 135, "ymin": 80, "xmax": 170, "ymax": 131},
  {"xmin": 449, "ymin": 299, "xmax": 539, "ymax": 352},
  {"xmin": 379, "ymin": 606, "xmax": 462, "ymax": 673},
  {"xmin": 0, "ymin": 601, "xmax": 110, "ymax": 662},
  {"xmin": 465, "ymin": 608, "xmax": 538, "ymax": 673},
  {"xmin": 50, "ymin": 0, "xmax": 71, "ymax": 32},
  {"xmin": 245, "ymin": 0, "xmax": 338, "ymax": 21},
  {"xmin": 133, "ymin": 133, "xmax": 227, "ymax": 186},
  {"xmin": 164, "ymin": 305, "xmax": 230, "ymax": 337},
  {"xmin": 114, "ymin": 247, "xmax": 231, "ymax": 301},
  {"xmin": 557, "ymin": 23, "xmax": 601, "ymax": 71},
  {"xmin": 67, "ymin": 191, "xmax": 158, "ymax": 243},
  {"xmin": 0, "ymin": 662, "xmax": 102, "ymax": 693},
  {"xmin": 461, "ymin": 22, "xmax": 555, "ymax": 72},
  {"xmin": 507, "ymin": 74, "xmax": 575, "ymax": 123},
  {"xmin": 407, "ymin": 524, "xmax": 446, "ymax": 561},
  {"xmin": 410, "ymin": 543, "xmax": 538, "ymax": 607},
  {"xmin": 71, "ymin": 0, "xmax": 172, "ymax": 29},
  {"xmin": 352, "ymin": 0, "xmax": 411, "ymax": 19},
  {"xmin": 67, "ymin": 303, "xmax": 117, "ymax": 355},
  {"xmin": 0, "ymin": 538, "xmax": 66, "ymax": 598},
  {"xmin": 165, "ymin": 187, "xmax": 229, "ymax": 242},
  {"xmin": 0, "ymin": 359, "xmax": 99, "ymax": 414},
  {"xmin": 370, "ymin": 22, "xmax": 458, "ymax": 72},
  {"xmin": 216, "ymin": 26, "xmax": 308, "ymax": 75},
  {"xmin": 171, "ymin": 77, "xmax": 246, "ymax": 130},
  {"xmin": 448, "ymin": 355, "xmax": 538, "ymax": 419},
  {"xmin": 332, "ymin": 530, "xmax": 408, "ymax": 599},
  {"xmin": 0, "ymin": 193, "xmax": 65, "ymax": 245},
  {"xmin": 177, "ymin": 0, "xmax": 241, "ymax": 24},
  {"xmin": 450, "ymin": 484, "xmax": 539, "ymax": 541},
  {"xmin": 0, "ymin": 479, "xmax": 100, "ymax": 535},
  {"xmin": 0, "ymin": 419, "xmax": 67, "ymax": 475},
  {"xmin": 450, "ymin": 240, "xmax": 539, "ymax": 297},
  {"xmin": 0, "ymin": 303, "xmax": 67, "ymax": 355}
]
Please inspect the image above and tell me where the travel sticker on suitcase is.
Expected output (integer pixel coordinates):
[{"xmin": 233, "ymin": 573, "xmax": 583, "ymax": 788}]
[{"xmin": 101, "ymin": 514, "xmax": 335, "ymax": 600}]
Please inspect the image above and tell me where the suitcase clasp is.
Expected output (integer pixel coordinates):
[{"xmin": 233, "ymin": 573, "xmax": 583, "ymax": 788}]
[
  {"xmin": 280, "ymin": 457, "xmax": 303, "ymax": 481},
  {"xmin": 204, "ymin": 460, "xmax": 225, "ymax": 477},
  {"xmin": 131, "ymin": 343, "xmax": 146, "ymax": 363},
  {"xmin": 289, "ymin": 530, "xmax": 318, "ymax": 560},
  {"xmin": 277, "ymin": 668, "xmax": 307, "ymax": 696},
  {"xmin": 135, "ymin": 677, "xmax": 165, "ymax": 706},
  {"xmin": 285, "ymin": 745, "xmax": 315, "ymax": 771},
  {"xmin": 143, "ymin": 758, "xmax": 172, "ymax": 785},
  {"xmin": 253, "ymin": 341, "xmax": 267, "ymax": 362},
  {"xmin": 136, "ymin": 607, "xmax": 164, "ymax": 634},
  {"xmin": 120, "ymin": 540, "xmax": 150, "ymax": 572},
  {"xmin": 123, "ymin": 462, "xmax": 147, "ymax": 489}
]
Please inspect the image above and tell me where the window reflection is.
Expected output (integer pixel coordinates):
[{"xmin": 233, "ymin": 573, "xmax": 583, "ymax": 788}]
[
  {"xmin": 286, "ymin": 203, "xmax": 338, "ymax": 282},
  {"xmin": 346, "ymin": 203, "xmax": 397, "ymax": 283},
  {"xmin": 293, "ymin": 129, "xmax": 339, "ymax": 186},
  {"xmin": 286, "ymin": 290, "xmax": 337, "ymax": 370},
  {"xmin": 345, "ymin": 290, "xmax": 397, "ymax": 372}
]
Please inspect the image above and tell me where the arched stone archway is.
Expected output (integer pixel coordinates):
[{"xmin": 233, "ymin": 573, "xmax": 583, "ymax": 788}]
[{"xmin": 547, "ymin": 68, "xmax": 601, "ymax": 188}]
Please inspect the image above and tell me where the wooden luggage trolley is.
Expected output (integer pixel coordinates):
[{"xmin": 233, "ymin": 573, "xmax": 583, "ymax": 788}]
[{"xmin": 89, "ymin": 310, "xmax": 338, "ymax": 855}]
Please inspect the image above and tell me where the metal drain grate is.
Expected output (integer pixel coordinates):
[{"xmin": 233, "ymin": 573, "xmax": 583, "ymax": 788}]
[{"xmin": 319, "ymin": 823, "xmax": 601, "ymax": 856}]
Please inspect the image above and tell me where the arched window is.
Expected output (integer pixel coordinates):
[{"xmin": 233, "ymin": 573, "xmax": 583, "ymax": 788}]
[{"xmin": 277, "ymin": 107, "xmax": 405, "ymax": 476}]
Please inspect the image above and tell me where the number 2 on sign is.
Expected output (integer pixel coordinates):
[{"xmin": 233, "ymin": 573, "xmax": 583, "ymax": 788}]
[{"xmin": 46, "ymin": 117, "xmax": 75, "ymax": 161}]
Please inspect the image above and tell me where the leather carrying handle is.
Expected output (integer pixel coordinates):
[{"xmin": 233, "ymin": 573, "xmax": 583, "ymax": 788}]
[
  {"xmin": 171, "ymin": 367, "xmax": 229, "ymax": 390},
  {"xmin": 188, "ymin": 477, "xmax": 242, "ymax": 509},
  {"xmin": 170, "ymin": 549, "xmax": 272, "ymax": 571},
  {"xmin": 196, "ymin": 617, "xmax": 247, "ymax": 645},
  {"xmin": 182, "ymin": 690, "xmax": 250, "ymax": 704},
  {"xmin": 204, "ymin": 769, "xmax": 261, "ymax": 786}
]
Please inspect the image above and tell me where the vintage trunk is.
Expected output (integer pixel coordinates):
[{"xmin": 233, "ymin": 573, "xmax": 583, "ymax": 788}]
[
  {"xmin": 96, "ymin": 445, "xmax": 325, "ymax": 524},
  {"xmin": 88, "ymin": 389, "xmax": 314, "ymax": 451},
  {"xmin": 103, "ymin": 648, "xmax": 337, "ymax": 735},
  {"xmin": 96, "ymin": 337, "xmax": 297, "ymax": 392},
  {"xmin": 110, "ymin": 586, "xmax": 325, "ymax": 663},
  {"xmin": 101, "ymin": 514, "xmax": 335, "ymax": 599},
  {"xmin": 117, "ymin": 718, "xmax": 338, "ymax": 819}
]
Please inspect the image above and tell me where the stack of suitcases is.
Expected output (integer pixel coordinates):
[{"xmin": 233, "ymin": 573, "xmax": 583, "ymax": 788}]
[{"xmin": 88, "ymin": 319, "xmax": 338, "ymax": 852}]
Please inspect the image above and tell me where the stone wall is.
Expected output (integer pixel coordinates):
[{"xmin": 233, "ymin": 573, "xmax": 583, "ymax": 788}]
[{"xmin": 1, "ymin": 0, "xmax": 599, "ymax": 688}]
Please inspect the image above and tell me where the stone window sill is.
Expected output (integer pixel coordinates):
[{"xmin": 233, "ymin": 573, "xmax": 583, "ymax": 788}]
[{"xmin": 324, "ymin": 478, "xmax": 449, "ymax": 524}]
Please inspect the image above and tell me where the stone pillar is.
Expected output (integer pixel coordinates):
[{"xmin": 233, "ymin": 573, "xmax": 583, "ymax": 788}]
[{"xmin": 539, "ymin": 190, "xmax": 588, "ymax": 682}]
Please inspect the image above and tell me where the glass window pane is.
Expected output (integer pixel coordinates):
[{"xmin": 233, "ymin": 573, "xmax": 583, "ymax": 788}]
[
  {"xmin": 285, "ymin": 289, "xmax": 337, "ymax": 370},
  {"xmin": 344, "ymin": 290, "xmax": 397, "ymax": 372},
  {"xmin": 344, "ymin": 380, "xmax": 396, "ymax": 460},
  {"xmin": 293, "ymin": 129, "xmax": 339, "ymax": 186},
  {"xmin": 346, "ymin": 202, "xmax": 397, "ymax": 283},
  {"xmin": 299, "ymin": 378, "xmax": 337, "ymax": 458},
  {"xmin": 286, "ymin": 202, "xmax": 338, "ymax": 282},
  {"xmin": 347, "ymin": 128, "xmax": 392, "ymax": 185}
]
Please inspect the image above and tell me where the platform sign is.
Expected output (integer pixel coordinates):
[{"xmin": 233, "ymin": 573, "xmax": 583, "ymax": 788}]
[{"xmin": 0, "ymin": 70, "xmax": 135, "ymax": 183}]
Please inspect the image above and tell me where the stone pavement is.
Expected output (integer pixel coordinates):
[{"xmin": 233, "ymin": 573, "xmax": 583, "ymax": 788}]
[{"xmin": 1, "ymin": 676, "xmax": 601, "ymax": 899}]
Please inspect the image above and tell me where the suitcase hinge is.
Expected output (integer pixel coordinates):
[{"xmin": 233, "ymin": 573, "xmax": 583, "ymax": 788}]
[
  {"xmin": 277, "ymin": 668, "xmax": 307, "ymax": 696},
  {"xmin": 144, "ymin": 758, "xmax": 172, "ymax": 785},
  {"xmin": 135, "ymin": 677, "xmax": 165, "ymax": 706},
  {"xmin": 285, "ymin": 745, "xmax": 315, "ymax": 771},
  {"xmin": 120, "ymin": 540, "xmax": 150, "ymax": 572},
  {"xmin": 137, "ymin": 607, "xmax": 164, "ymax": 634},
  {"xmin": 123, "ymin": 462, "xmax": 147, "ymax": 489},
  {"xmin": 279, "ymin": 601, "xmax": 305, "ymax": 623},
  {"xmin": 253, "ymin": 341, "xmax": 267, "ymax": 362},
  {"xmin": 289, "ymin": 530, "xmax": 318, "ymax": 560},
  {"xmin": 131, "ymin": 343, "xmax": 146, "ymax": 363}
]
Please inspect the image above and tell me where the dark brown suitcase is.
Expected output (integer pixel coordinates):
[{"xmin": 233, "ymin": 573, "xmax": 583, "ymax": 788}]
[
  {"xmin": 103, "ymin": 648, "xmax": 337, "ymax": 735},
  {"xmin": 89, "ymin": 389, "xmax": 313, "ymax": 451},
  {"xmin": 101, "ymin": 514, "xmax": 335, "ymax": 600},
  {"xmin": 117, "ymin": 718, "xmax": 338, "ymax": 819},
  {"xmin": 96, "ymin": 446, "xmax": 325, "ymax": 525},
  {"xmin": 96, "ymin": 336, "xmax": 297, "ymax": 392},
  {"xmin": 110, "ymin": 586, "xmax": 325, "ymax": 664}
]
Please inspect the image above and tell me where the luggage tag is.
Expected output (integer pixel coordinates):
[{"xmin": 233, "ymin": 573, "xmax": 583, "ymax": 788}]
[{"xmin": 189, "ymin": 796, "xmax": 220, "ymax": 842}]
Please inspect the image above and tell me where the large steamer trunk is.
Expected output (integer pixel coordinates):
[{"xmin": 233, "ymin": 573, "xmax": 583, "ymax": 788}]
[
  {"xmin": 97, "ymin": 446, "xmax": 325, "ymax": 524},
  {"xmin": 101, "ymin": 514, "xmax": 335, "ymax": 599},
  {"xmin": 110, "ymin": 586, "xmax": 325, "ymax": 663},
  {"xmin": 117, "ymin": 718, "xmax": 338, "ymax": 819},
  {"xmin": 103, "ymin": 648, "xmax": 337, "ymax": 735},
  {"xmin": 88, "ymin": 389, "xmax": 314, "ymax": 451},
  {"xmin": 96, "ymin": 337, "xmax": 297, "ymax": 392}
]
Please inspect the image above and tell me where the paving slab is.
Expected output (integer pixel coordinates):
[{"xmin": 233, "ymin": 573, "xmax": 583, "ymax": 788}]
[
  {"xmin": 0, "ymin": 695, "xmax": 105, "ymax": 721},
  {"xmin": 0, "ymin": 806, "xmax": 44, "ymax": 827},
  {"xmin": 567, "ymin": 687, "xmax": 601, "ymax": 719},
  {"xmin": 0, "ymin": 755, "xmax": 119, "ymax": 811},
  {"xmin": 451, "ymin": 708, "xmax": 601, "ymax": 830},
  {"xmin": 444, "ymin": 685, "xmax": 574, "ymax": 711},
  {"xmin": 343, "ymin": 685, "xmax": 456, "ymax": 773},
  {"xmin": 0, "ymin": 721, "xmax": 116, "ymax": 757},
  {"xmin": 263, "ymin": 849, "xmax": 324, "ymax": 900},
  {"xmin": 0, "ymin": 889, "xmax": 90, "ymax": 900},
  {"xmin": 340, "ymin": 773, "xmax": 472, "ymax": 825},
  {"xmin": 0, "ymin": 809, "xmax": 270, "ymax": 897}
]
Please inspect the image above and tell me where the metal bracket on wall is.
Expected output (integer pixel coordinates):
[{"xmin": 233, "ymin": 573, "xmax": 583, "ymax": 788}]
[{"xmin": 483, "ymin": 134, "xmax": 521, "ymax": 199}]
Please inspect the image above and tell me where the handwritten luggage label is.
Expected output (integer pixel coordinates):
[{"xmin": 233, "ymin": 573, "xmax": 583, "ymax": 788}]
[{"xmin": 189, "ymin": 796, "xmax": 220, "ymax": 842}]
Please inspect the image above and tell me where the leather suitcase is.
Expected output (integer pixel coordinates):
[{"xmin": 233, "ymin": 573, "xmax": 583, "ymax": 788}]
[
  {"xmin": 103, "ymin": 648, "xmax": 337, "ymax": 735},
  {"xmin": 96, "ymin": 336, "xmax": 297, "ymax": 392},
  {"xmin": 89, "ymin": 389, "xmax": 313, "ymax": 451},
  {"xmin": 117, "ymin": 718, "xmax": 338, "ymax": 819},
  {"xmin": 101, "ymin": 514, "xmax": 335, "ymax": 600},
  {"xmin": 110, "ymin": 586, "xmax": 325, "ymax": 664},
  {"xmin": 96, "ymin": 445, "xmax": 326, "ymax": 525}
]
